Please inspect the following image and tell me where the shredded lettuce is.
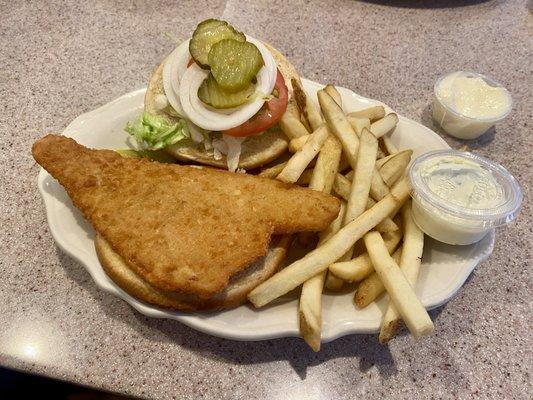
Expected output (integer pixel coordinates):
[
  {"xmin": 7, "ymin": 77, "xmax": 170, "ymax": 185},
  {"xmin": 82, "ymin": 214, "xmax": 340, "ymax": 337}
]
[{"xmin": 125, "ymin": 112, "xmax": 190, "ymax": 150}]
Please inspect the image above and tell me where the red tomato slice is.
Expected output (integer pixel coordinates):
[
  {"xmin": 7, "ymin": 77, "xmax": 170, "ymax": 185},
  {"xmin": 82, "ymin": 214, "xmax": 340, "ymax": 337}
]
[{"xmin": 223, "ymin": 69, "xmax": 289, "ymax": 137}]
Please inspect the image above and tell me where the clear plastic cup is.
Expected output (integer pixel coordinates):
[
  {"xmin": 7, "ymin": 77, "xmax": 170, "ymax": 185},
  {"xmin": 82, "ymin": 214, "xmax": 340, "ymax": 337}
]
[
  {"xmin": 432, "ymin": 71, "xmax": 512, "ymax": 140},
  {"xmin": 409, "ymin": 150, "xmax": 522, "ymax": 245}
]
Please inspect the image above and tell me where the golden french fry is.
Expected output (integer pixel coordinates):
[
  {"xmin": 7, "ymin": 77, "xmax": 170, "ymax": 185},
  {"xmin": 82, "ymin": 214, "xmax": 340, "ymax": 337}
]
[
  {"xmin": 354, "ymin": 247, "xmax": 402, "ymax": 308},
  {"xmin": 299, "ymin": 202, "xmax": 346, "ymax": 352},
  {"xmin": 379, "ymin": 150, "xmax": 413, "ymax": 187},
  {"xmin": 309, "ymin": 135, "xmax": 342, "ymax": 193},
  {"xmin": 368, "ymin": 198, "xmax": 399, "ymax": 233},
  {"xmin": 347, "ymin": 116, "xmax": 370, "ymax": 137},
  {"xmin": 370, "ymin": 113, "xmax": 399, "ymax": 138},
  {"xmin": 333, "ymin": 172, "xmax": 351, "ymax": 200},
  {"xmin": 364, "ymin": 231, "xmax": 433, "ymax": 339},
  {"xmin": 324, "ymin": 84, "xmax": 342, "ymax": 108},
  {"xmin": 348, "ymin": 106, "xmax": 386, "ymax": 122},
  {"xmin": 277, "ymin": 125, "xmax": 329, "ymax": 183},
  {"xmin": 258, "ymin": 161, "xmax": 288, "ymax": 179},
  {"xmin": 376, "ymin": 153, "xmax": 395, "ymax": 169},
  {"xmin": 379, "ymin": 201, "xmax": 425, "ymax": 344},
  {"xmin": 370, "ymin": 168, "xmax": 390, "ymax": 201},
  {"xmin": 344, "ymin": 128, "xmax": 378, "ymax": 223},
  {"xmin": 333, "ymin": 174, "xmax": 397, "ymax": 233},
  {"xmin": 325, "ymin": 271, "xmax": 344, "ymax": 290},
  {"xmin": 248, "ymin": 177, "xmax": 411, "ymax": 307},
  {"xmin": 382, "ymin": 136, "xmax": 398, "ymax": 155},
  {"xmin": 280, "ymin": 102, "xmax": 311, "ymax": 139},
  {"xmin": 291, "ymin": 78, "xmax": 312, "ymax": 132},
  {"xmin": 329, "ymin": 229, "xmax": 402, "ymax": 282},
  {"xmin": 298, "ymin": 129, "xmax": 342, "ymax": 243},
  {"xmin": 289, "ymin": 134, "xmax": 311, "ymax": 153},
  {"xmin": 318, "ymin": 90, "xmax": 359, "ymax": 169}
]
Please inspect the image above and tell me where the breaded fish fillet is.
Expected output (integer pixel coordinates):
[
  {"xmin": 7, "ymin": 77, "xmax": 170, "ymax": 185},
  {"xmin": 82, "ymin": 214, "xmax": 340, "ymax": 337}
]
[{"xmin": 33, "ymin": 135, "xmax": 340, "ymax": 298}]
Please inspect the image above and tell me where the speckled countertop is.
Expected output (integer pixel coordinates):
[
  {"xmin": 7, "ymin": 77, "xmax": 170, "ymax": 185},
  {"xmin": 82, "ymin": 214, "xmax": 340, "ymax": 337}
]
[{"xmin": 1, "ymin": 0, "xmax": 531, "ymax": 399}]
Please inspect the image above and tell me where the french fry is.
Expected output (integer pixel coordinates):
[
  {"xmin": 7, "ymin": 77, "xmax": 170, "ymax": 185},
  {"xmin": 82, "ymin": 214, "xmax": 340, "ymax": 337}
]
[
  {"xmin": 347, "ymin": 116, "xmax": 370, "ymax": 137},
  {"xmin": 309, "ymin": 135, "xmax": 342, "ymax": 193},
  {"xmin": 291, "ymin": 78, "xmax": 312, "ymax": 132},
  {"xmin": 277, "ymin": 125, "xmax": 329, "ymax": 183},
  {"xmin": 248, "ymin": 177, "xmax": 411, "ymax": 307},
  {"xmin": 348, "ymin": 106, "xmax": 386, "ymax": 122},
  {"xmin": 298, "ymin": 128, "xmax": 342, "ymax": 243},
  {"xmin": 379, "ymin": 150, "xmax": 413, "ymax": 187},
  {"xmin": 344, "ymin": 128, "xmax": 378, "ymax": 223},
  {"xmin": 289, "ymin": 134, "xmax": 311, "ymax": 153},
  {"xmin": 379, "ymin": 202, "xmax": 425, "ymax": 344},
  {"xmin": 370, "ymin": 168, "xmax": 390, "ymax": 201},
  {"xmin": 325, "ymin": 271, "xmax": 344, "ymax": 290},
  {"xmin": 354, "ymin": 247, "xmax": 402, "ymax": 308},
  {"xmin": 324, "ymin": 84, "xmax": 342, "ymax": 108},
  {"xmin": 370, "ymin": 113, "xmax": 399, "ymax": 138},
  {"xmin": 368, "ymin": 198, "xmax": 399, "ymax": 233},
  {"xmin": 333, "ymin": 174, "xmax": 398, "ymax": 233},
  {"xmin": 329, "ymin": 228, "xmax": 403, "ymax": 281},
  {"xmin": 280, "ymin": 102, "xmax": 311, "ymax": 139},
  {"xmin": 375, "ymin": 153, "xmax": 395, "ymax": 169},
  {"xmin": 299, "ymin": 202, "xmax": 346, "ymax": 352},
  {"xmin": 298, "ymin": 131, "xmax": 342, "ymax": 350},
  {"xmin": 382, "ymin": 136, "xmax": 398, "ymax": 155},
  {"xmin": 258, "ymin": 161, "xmax": 288, "ymax": 178},
  {"xmin": 333, "ymin": 172, "xmax": 351, "ymax": 200},
  {"xmin": 318, "ymin": 90, "xmax": 359, "ymax": 169},
  {"xmin": 363, "ymin": 231, "xmax": 433, "ymax": 339}
]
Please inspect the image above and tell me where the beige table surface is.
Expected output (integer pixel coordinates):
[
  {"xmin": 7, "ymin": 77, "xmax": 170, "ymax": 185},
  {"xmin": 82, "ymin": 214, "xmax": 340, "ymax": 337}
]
[{"xmin": 1, "ymin": 1, "xmax": 531, "ymax": 399}]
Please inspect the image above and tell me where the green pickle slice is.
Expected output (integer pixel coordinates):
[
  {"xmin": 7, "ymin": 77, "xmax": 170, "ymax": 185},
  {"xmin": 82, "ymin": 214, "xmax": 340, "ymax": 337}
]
[
  {"xmin": 208, "ymin": 39, "xmax": 264, "ymax": 92},
  {"xmin": 189, "ymin": 19, "xmax": 246, "ymax": 69},
  {"xmin": 198, "ymin": 73, "xmax": 256, "ymax": 109}
]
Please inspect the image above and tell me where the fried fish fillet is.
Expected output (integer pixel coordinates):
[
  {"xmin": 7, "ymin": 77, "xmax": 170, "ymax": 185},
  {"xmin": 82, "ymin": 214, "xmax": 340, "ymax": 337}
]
[{"xmin": 33, "ymin": 135, "xmax": 340, "ymax": 298}]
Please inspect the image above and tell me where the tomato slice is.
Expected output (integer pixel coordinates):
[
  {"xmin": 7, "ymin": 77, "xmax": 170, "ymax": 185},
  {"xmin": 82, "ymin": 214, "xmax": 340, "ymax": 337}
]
[{"xmin": 223, "ymin": 69, "xmax": 288, "ymax": 137}]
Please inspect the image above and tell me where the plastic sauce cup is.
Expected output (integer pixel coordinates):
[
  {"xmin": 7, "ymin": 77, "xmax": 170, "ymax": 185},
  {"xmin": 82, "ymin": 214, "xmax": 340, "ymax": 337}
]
[
  {"xmin": 409, "ymin": 150, "xmax": 522, "ymax": 245},
  {"xmin": 432, "ymin": 71, "xmax": 512, "ymax": 140}
]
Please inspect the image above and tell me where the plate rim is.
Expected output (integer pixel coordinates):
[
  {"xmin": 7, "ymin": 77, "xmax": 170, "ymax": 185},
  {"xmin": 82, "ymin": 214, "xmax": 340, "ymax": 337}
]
[{"xmin": 36, "ymin": 78, "xmax": 495, "ymax": 342}]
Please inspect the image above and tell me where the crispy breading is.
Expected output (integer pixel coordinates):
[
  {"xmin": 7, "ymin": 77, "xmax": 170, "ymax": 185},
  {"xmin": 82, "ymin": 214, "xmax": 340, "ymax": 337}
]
[{"xmin": 33, "ymin": 135, "xmax": 340, "ymax": 298}]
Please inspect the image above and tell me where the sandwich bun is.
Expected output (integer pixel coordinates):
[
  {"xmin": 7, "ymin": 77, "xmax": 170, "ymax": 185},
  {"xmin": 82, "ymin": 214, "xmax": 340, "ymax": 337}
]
[{"xmin": 95, "ymin": 234, "xmax": 291, "ymax": 311}]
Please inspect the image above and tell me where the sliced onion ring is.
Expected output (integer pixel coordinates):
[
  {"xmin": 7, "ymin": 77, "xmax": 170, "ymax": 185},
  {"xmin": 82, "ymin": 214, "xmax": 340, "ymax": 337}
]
[
  {"xmin": 162, "ymin": 40, "xmax": 190, "ymax": 116},
  {"xmin": 178, "ymin": 38, "xmax": 277, "ymax": 131}
]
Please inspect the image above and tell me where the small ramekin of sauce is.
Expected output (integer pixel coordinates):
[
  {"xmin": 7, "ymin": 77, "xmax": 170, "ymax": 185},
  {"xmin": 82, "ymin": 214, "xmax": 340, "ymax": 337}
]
[{"xmin": 432, "ymin": 71, "xmax": 512, "ymax": 140}]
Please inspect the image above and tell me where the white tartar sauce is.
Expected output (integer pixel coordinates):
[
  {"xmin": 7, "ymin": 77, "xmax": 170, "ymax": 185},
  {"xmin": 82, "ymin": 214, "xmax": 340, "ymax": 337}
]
[
  {"xmin": 432, "ymin": 71, "xmax": 512, "ymax": 139},
  {"xmin": 436, "ymin": 72, "xmax": 510, "ymax": 119},
  {"xmin": 420, "ymin": 156, "xmax": 503, "ymax": 209}
]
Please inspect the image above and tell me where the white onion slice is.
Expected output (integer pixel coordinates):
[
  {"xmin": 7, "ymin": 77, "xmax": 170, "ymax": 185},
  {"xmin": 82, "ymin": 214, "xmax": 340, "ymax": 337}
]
[
  {"xmin": 223, "ymin": 135, "xmax": 245, "ymax": 172},
  {"xmin": 162, "ymin": 40, "xmax": 190, "ymax": 116},
  {"xmin": 178, "ymin": 37, "xmax": 277, "ymax": 131}
]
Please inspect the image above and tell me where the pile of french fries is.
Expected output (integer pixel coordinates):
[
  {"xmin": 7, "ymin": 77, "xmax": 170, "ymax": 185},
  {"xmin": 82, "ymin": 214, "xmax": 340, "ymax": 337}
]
[{"xmin": 251, "ymin": 82, "xmax": 433, "ymax": 350}]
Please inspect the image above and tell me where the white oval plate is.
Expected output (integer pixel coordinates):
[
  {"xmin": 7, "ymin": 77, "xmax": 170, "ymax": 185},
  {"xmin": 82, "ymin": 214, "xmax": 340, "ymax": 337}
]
[{"xmin": 37, "ymin": 79, "xmax": 494, "ymax": 342}]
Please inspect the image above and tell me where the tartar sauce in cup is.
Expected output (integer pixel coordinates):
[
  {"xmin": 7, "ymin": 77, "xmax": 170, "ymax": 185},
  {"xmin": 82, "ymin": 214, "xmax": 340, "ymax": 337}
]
[
  {"xmin": 432, "ymin": 71, "xmax": 512, "ymax": 140},
  {"xmin": 409, "ymin": 150, "xmax": 522, "ymax": 245}
]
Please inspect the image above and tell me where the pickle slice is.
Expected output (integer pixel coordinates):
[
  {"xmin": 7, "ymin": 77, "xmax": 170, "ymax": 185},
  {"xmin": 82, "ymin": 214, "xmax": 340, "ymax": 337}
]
[
  {"xmin": 208, "ymin": 39, "xmax": 264, "ymax": 92},
  {"xmin": 189, "ymin": 19, "xmax": 245, "ymax": 69},
  {"xmin": 198, "ymin": 73, "xmax": 255, "ymax": 109}
]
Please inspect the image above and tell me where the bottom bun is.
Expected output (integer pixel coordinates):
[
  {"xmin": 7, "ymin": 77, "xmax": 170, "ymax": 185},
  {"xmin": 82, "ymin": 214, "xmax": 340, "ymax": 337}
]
[{"xmin": 95, "ymin": 234, "xmax": 291, "ymax": 312}]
